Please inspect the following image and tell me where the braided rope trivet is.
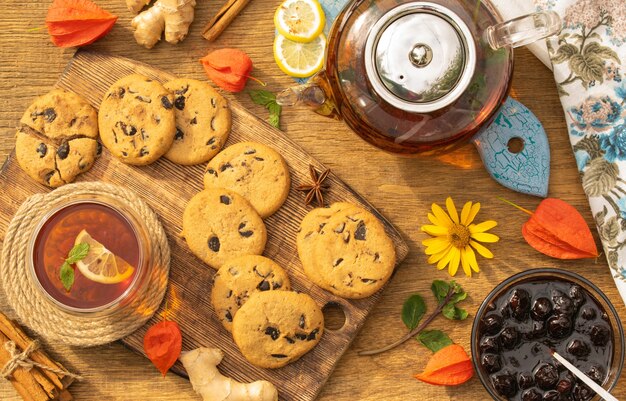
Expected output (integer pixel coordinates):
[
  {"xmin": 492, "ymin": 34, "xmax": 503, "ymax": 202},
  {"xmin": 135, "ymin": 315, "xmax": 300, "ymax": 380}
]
[{"xmin": 0, "ymin": 182, "xmax": 170, "ymax": 347}]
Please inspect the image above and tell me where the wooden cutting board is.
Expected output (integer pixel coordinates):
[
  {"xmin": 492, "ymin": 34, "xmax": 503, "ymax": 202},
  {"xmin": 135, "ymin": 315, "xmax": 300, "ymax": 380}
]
[{"xmin": 0, "ymin": 50, "xmax": 408, "ymax": 401}]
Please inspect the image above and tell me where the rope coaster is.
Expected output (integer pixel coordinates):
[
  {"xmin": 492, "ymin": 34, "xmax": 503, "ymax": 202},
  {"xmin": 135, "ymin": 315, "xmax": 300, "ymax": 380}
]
[{"xmin": 0, "ymin": 182, "xmax": 170, "ymax": 347}]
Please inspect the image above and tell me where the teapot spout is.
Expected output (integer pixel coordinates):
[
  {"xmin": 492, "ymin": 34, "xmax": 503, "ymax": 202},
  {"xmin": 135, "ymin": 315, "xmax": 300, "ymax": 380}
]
[{"xmin": 276, "ymin": 83, "xmax": 340, "ymax": 119}]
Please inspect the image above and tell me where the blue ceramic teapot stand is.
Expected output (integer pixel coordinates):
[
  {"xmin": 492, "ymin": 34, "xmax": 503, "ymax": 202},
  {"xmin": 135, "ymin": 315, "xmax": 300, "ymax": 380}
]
[{"xmin": 472, "ymin": 97, "xmax": 550, "ymax": 197}]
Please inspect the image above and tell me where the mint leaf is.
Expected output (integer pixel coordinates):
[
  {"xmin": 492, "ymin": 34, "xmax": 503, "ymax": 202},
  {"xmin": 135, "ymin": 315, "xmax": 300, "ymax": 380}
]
[
  {"xmin": 249, "ymin": 89, "xmax": 276, "ymax": 106},
  {"xmin": 439, "ymin": 281, "xmax": 468, "ymax": 320},
  {"xmin": 60, "ymin": 262, "xmax": 74, "ymax": 292},
  {"xmin": 417, "ymin": 330, "xmax": 453, "ymax": 353},
  {"xmin": 401, "ymin": 294, "xmax": 426, "ymax": 330},
  {"xmin": 442, "ymin": 302, "xmax": 468, "ymax": 320},
  {"xmin": 431, "ymin": 280, "xmax": 450, "ymax": 304},
  {"xmin": 60, "ymin": 242, "xmax": 89, "ymax": 291},
  {"xmin": 449, "ymin": 281, "xmax": 467, "ymax": 304},
  {"xmin": 66, "ymin": 243, "xmax": 89, "ymax": 264},
  {"xmin": 249, "ymin": 90, "xmax": 282, "ymax": 129},
  {"xmin": 268, "ymin": 102, "xmax": 282, "ymax": 129}
]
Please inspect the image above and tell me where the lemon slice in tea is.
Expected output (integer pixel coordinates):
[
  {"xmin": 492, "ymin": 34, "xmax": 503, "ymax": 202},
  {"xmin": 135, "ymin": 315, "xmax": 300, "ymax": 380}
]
[
  {"xmin": 274, "ymin": 0, "xmax": 325, "ymax": 43},
  {"xmin": 74, "ymin": 229, "xmax": 135, "ymax": 284},
  {"xmin": 274, "ymin": 33, "xmax": 326, "ymax": 78}
]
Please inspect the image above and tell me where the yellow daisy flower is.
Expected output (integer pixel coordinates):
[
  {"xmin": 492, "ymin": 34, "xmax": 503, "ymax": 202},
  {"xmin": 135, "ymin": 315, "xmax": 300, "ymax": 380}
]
[{"xmin": 421, "ymin": 197, "xmax": 499, "ymax": 277}]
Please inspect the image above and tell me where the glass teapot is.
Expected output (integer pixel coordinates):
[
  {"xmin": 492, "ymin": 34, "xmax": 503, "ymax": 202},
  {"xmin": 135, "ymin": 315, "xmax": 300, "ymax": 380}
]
[{"xmin": 277, "ymin": 0, "xmax": 561, "ymax": 156}]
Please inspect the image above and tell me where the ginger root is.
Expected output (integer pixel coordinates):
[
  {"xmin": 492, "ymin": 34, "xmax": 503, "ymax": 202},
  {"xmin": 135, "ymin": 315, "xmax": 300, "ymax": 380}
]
[
  {"xmin": 127, "ymin": 0, "xmax": 196, "ymax": 49},
  {"xmin": 180, "ymin": 348, "xmax": 278, "ymax": 401}
]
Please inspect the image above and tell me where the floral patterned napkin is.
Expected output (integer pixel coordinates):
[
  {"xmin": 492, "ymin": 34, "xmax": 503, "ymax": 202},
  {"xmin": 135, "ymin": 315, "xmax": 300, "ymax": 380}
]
[{"xmin": 529, "ymin": 0, "xmax": 626, "ymax": 304}]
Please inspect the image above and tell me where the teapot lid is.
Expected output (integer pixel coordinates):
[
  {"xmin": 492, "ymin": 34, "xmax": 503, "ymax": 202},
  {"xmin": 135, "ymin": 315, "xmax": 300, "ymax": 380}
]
[{"xmin": 364, "ymin": 2, "xmax": 476, "ymax": 113}]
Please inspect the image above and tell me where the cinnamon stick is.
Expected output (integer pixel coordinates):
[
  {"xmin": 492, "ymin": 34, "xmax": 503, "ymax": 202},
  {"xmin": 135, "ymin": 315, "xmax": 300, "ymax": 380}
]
[
  {"xmin": 0, "ymin": 331, "xmax": 51, "ymax": 401},
  {"xmin": 58, "ymin": 390, "xmax": 73, "ymax": 401},
  {"xmin": 11, "ymin": 381, "xmax": 38, "ymax": 401},
  {"xmin": 29, "ymin": 367, "xmax": 59, "ymax": 399},
  {"xmin": 202, "ymin": 0, "xmax": 252, "ymax": 42},
  {"xmin": 0, "ymin": 312, "xmax": 74, "ymax": 389}
]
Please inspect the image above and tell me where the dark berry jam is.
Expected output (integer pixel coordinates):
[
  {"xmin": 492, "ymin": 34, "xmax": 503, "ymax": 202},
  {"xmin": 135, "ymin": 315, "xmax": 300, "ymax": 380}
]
[{"xmin": 477, "ymin": 278, "xmax": 614, "ymax": 401}]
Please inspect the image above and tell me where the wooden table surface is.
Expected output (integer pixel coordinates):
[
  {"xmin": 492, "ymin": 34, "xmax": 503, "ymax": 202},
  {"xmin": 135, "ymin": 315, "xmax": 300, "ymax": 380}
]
[{"xmin": 1, "ymin": 1, "xmax": 625, "ymax": 400}]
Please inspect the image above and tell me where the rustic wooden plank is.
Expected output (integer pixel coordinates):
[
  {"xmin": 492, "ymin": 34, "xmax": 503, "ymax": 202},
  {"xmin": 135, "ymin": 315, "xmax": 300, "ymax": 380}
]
[
  {"xmin": 0, "ymin": 50, "xmax": 409, "ymax": 401},
  {"xmin": 1, "ymin": 0, "xmax": 626, "ymax": 398}
]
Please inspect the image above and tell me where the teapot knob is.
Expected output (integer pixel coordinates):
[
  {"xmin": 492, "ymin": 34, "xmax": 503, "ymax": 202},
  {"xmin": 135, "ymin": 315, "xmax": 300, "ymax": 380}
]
[{"xmin": 409, "ymin": 44, "xmax": 433, "ymax": 68}]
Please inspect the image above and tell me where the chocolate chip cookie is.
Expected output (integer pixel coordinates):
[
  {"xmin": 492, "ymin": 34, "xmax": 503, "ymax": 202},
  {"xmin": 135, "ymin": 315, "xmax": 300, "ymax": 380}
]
[
  {"xmin": 98, "ymin": 74, "xmax": 176, "ymax": 165},
  {"xmin": 211, "ymin": 255, "xmax": 291, "ymax": 332},
  {"xmin": 299, "ymin": 204, "xmax": 396, "ymax": 299},
  {"xmin": 182, "ymin": 188, "xmax": 267, "ymax": 270},
  {"xmin": 232, "ymin": 291, "xmax": 324, "ymax": 368},
  {"xmin": 15, "ymin": 89, "xmax": 100, "ymax": 187},
  {"xmin": 20, "ymin": 88, "xmax": 99, "ymax": 140},
  {"xmin": 203, "ymin": 142, "xmax": 290, "ymax": 218},
  {"xmin": 296, "ymin": 202, "xmax": 357, "ymax": 288},
  {"xmin": 163, "ymin": 78, "xmax": 231, "ymax": 165}
]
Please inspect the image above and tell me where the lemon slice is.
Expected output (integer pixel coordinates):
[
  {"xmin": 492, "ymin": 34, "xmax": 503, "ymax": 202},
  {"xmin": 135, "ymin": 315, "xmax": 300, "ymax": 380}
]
[
  {"xmin": 274, "ymin": 0, "xmax": 325, "ymax": 43},
  {"xmin": 74, "ymin": 229, "xmax": 135, "ymax": 285},
  {"xmin": 274, "ymin": 33, "xmax": 326, "ymax": 78}
]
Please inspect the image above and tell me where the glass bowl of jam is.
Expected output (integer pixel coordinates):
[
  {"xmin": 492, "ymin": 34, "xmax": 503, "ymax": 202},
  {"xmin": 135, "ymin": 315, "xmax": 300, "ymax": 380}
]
[
  {"xmin": 471, "ymin": 269, "xmax": 624, "ymax": 401},
  {"xmin": 27, "ymin": 192, "xmax": 152, "ymax": 315}
]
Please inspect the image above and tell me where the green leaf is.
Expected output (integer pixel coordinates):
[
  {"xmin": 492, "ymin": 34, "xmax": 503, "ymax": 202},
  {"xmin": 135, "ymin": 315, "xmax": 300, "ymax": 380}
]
[
  {"xmin": 417, "ymin": 330, "xmax": 453, "ymax": 353},
  {"xmin": 66, "ymin": 242, "xmax": 89, "ymax": 264},
  {"xmin": 431, "ymin": 280, "xmax": 450, "ymax": 304},
  {"xmin": 60, "ymin": 262, "xmax": 74, "ymax": 292},
  {"xmin": 583, "ymin": 42, "xmax": 620, "ymax": 63},
  {"xmin": 401, "ymin": 294, "xmax": 426, "ymax": 330},
  {"xmin": 249, "ymin": 89, "xmax": 276, "ymax": 107},
  {"xmin": 268, "ymin": 102, "xmax": 282, "ymax": 129},
  {"xmin": 449, "ymin": 290, "xmax": 468, "ymax": 305},
  {"xmin": 568, "ymin": 53, "xmax": 605, "ymax": 83},
  {"xmin": 552, "ymin": 43, "xmax": 579, "ymax": 64},
  {"xmin": 442, "ymin": 303, "xmax": 468, "ymax": 320},
  {"xmin": 249, "ymin": 90, "xmax": 282, "ymax": 129}
]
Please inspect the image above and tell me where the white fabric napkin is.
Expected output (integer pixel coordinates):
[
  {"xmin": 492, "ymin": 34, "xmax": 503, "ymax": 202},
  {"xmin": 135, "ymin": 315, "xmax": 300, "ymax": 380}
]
[{"xmin": 493, "ymin": 0, "xmax": 626, "ymax": 304}]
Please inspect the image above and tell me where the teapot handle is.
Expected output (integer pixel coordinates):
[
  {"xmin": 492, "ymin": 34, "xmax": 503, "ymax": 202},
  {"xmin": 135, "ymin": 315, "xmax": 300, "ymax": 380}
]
[{"xmin": 485, "ymin": 11, "xmax": 561, "ymax": 50}]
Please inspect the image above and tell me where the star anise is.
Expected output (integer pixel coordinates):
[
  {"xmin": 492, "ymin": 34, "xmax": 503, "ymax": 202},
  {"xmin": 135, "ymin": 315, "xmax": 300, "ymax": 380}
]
[{"xmin": 296, "ymin": 164, "xmax": 331, "ymax": 207}]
